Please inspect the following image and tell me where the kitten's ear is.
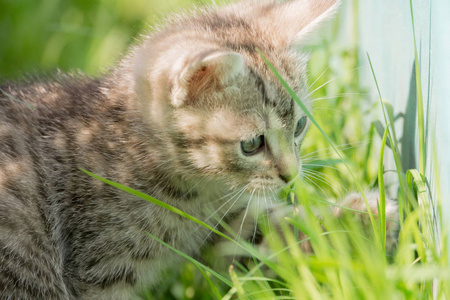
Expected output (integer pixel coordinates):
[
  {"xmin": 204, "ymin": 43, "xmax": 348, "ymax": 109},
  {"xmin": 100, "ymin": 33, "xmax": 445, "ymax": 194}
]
[
  {"xmin": 255, "ymin": 0, "xmax": 340, "ymax": 47},
  {"xmin": 171, "ymin": 51, "xmax": 246, "ymax": 107}
]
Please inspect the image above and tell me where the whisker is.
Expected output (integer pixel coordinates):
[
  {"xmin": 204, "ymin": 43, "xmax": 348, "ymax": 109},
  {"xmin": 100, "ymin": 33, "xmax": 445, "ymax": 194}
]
[
  {"xmin": 266, "ymin": 187, "xmax": 278, "ymax": 244},
  {"xmin": 236, "ymin": 188, "xmax": 255, "ymax": 241},
  {"xmin": 232, "ymin": 188, "xmax": 255, "ymax": 260},
  {"xmin": 180, "ymin": 178, "xmax": 204, "ymax": 200},
  {"xmin": 261, "ymin": 185, "xmax": 270, "ymax": 234},
  {"xmin": 306, "ymin": 168, "xmax": 346, "ymax": 182},
  {"xmin": 210, "ymin": 188, "xmax": 242, "ymax": 205},
  {"xmin": 306, "ymin": 65, "xmax": 366, "ymax": 98},
  {"xmin": 303, "ymin": 163, "xmax": 345, "ymax": 173},
  {"xmin": 312, "ymin": 107, "xmax": 344, "ymax": 114},
  {"xmin": 303, "ymin": 169, "xmax": 348, "ymax": 193},
  {"xmin": 301, "ymin": 140, "xmax": 372, "ymax": 160},
  {"xmin": 206, "ymin": 184, "xmax": 250, "ymax": 222},
  {"xmin": 210, "ymin": 188, "xmax": 249, "ymax": 231},
  {"xmin": 308, "ymin": 66, "xmax": 329, "ymax": 89},
  {"xmin": 196, "ymin": 185, "xmax": 250, "ymax": 251},
  {"xmin": 311, "ymin": 92, "xmax": 367, "ymax": 102},
  {"xmin": 252, "ymin": 189, "xmax": 261, "ymax": 242},
  {"xmin": 302, "ymin": 175, "xmax": 328, "ymax": 198},
  {"xmin": 298, "ymin": 177, "xmax": 323, "ymax": 200}
]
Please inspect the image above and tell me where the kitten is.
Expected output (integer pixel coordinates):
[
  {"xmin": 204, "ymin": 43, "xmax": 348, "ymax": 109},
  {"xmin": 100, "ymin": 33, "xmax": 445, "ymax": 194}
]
[{"xmin": 0, "ymin": 0, "xmax": 396, "ymax": 299}]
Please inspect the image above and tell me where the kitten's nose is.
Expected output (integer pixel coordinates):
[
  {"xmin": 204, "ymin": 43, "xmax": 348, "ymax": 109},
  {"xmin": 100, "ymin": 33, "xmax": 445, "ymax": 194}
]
[
  {"xmin": 275, "ymin": 150, "xmax": 299, "ymax": 184},
  {"xmin": 265, "ymin": 131, "xmax": 299, "ymax": 184},
  {"xmin": 278, "ymin": 168, "xmax": 298, "ymax": 184}
]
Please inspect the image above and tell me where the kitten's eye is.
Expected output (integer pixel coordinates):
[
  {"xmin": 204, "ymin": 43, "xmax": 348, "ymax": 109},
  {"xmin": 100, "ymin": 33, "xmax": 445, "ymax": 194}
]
[
  {"xmin": 241, "ymin": 135, "xmax": 264, "ymax": 155},
  {"xmin": 294, "ymin": 116, "xmax": 307, "ymax": 137}
]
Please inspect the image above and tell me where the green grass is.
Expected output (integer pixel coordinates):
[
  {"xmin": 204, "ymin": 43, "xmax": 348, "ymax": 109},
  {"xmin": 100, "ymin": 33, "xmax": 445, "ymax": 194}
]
[
  {"xmin": 0, "ymin": 0, "xmax": 210, "ymax": 79},
  {"xmin": 84, "ymin": 37, "xmax": 449, "ymax": 298},
  {"xmin": 2, "ymin": 0, "xmax": 448, "ymax": 299}
]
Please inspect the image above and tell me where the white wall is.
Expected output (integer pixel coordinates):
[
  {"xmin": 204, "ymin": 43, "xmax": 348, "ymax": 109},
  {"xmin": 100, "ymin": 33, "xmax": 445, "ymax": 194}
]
[
  {"xmin": 431, "ymin": 0, "xmax": 450, "ymax": 213},
  {"xmin": 357, "ymin": 0, "xmax": 449, "ymax": 242}
]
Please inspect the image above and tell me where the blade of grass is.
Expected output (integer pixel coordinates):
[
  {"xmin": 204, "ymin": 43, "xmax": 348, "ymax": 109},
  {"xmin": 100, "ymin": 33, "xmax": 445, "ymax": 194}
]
[
  {"xmin": 303, "ymin": 159, "xmax": 344, "ymax": 171},
  {"xmin": 373, "ymin": 120, "xmax": 392, "ymax": 149},
  {"xmin": 145, "ymin": 232, "xmax": 232, "ymax": 287},
  {"xmin": 80, "ymin": 168, "xmax": 290, "ymax": 292},
  {"xmin": 366, "ymin": 53, "xmax": 418, "ymax": 225},
  {"xmin": 221, "ymin": 287, "xmax": 238, "ymax": 300},
  {"xmin": 195, "ymin": 266, "xmax": 223, "ymax": 300},
  {"xmin": 257, "ymin": 49, "xmax": 378, "ymax": 242},
  {"xmin": 362, "ymin": 122, "xmax": 376, "ymax": 181},
  {"xmin": 406, "ymin": 170, "xmax": 428, "ymax": 214},
  {"xmin": 229, "ymin": 265, "xmax": 248, "ymax": 300},
  {"xmin": 79, "ymin": 169, "xmax": 244, "ymax": 250},
  {"xmin": 366, "ymin": 55, "xmax": 401, "ymax": 159},
  {"xmin": 407, "ymin": 169, "xmax": 434, "ymax": 252},
  {"xmin": 378, "ymin": 125, "xmax": 389, "ymax": 252},
  {"xmin": 409, "ymin": 0, "xmax": 426, "ymax": 174},
  {"xmin": 402, "ymin": 63, "xmax": 418, "ymax": 171},
  {"xmin": 0, "ymin": 88, "xmax": 35, "ymax": 109}
]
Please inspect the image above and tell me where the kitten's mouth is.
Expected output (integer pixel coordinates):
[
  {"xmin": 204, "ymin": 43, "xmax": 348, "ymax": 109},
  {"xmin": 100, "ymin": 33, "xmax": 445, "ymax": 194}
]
[
  {"xmin": 245, "ymin": 180, "xmax": 286, "ymax": 194},
  {"xmin": 247, "ymin": 171, "xmax": 299, "ymax": 191}
]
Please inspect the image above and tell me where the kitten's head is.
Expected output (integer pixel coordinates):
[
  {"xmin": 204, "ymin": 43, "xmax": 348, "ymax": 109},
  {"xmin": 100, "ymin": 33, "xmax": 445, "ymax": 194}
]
[{"xmin": 131, "ymin": 0, "xmax": 339, "ymax": 194}]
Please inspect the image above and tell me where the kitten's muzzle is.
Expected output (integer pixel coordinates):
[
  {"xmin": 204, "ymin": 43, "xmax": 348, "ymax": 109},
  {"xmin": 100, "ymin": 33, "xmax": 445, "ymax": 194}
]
[
  {"xmin": 279, "ymin": 171, "xmax": 298, "ymax": 184},
  {"xmin": 265, "ymin": 131, "xmax": 299, "ymax": 184}
]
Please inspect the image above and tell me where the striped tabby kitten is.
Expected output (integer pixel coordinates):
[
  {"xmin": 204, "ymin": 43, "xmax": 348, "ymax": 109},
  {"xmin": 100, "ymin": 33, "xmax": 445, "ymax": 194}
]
[{"xmin": 0, "ymin": 0, "xmax": 396, "ymax": 299}]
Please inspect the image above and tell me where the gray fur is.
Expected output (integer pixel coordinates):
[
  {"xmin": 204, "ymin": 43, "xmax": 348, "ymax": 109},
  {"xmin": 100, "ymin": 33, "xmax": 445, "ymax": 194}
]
[{"xmin": 0, "ymin": 0, "xmax": 339, "ymax": 298}]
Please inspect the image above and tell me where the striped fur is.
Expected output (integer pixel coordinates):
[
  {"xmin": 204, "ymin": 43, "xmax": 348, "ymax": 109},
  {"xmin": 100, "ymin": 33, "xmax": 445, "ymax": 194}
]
[{"xmin": 0, "ymin": 1, "xmax": 338, "ymax": 299}]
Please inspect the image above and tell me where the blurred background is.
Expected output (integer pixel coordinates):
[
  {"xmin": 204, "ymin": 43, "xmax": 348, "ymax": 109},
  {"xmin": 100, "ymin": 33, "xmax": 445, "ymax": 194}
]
[
  {"xmin": 1, "ymin": 0, "xmax": 448, "ymax": 298},
  {"xmin": 0, "ymin": 0, "xmax": 213, "ymax": 78}
]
